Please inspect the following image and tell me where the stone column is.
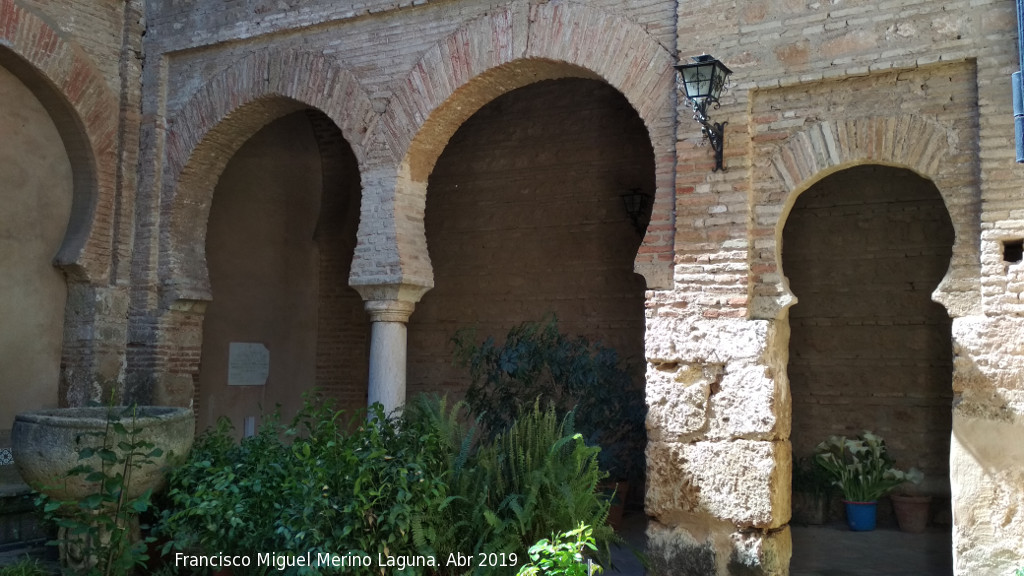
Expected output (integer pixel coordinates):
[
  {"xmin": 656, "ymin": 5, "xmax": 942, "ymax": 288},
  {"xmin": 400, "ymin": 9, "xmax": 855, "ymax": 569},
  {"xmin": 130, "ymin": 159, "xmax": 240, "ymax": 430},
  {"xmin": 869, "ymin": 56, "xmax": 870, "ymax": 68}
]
[
  {"xmin": 364, "ymin": 299, "xmax": 416, "ymax": 415},
  {"xmin": 353, "ymin": 284, "xmax": 430, "ymax": 416}
]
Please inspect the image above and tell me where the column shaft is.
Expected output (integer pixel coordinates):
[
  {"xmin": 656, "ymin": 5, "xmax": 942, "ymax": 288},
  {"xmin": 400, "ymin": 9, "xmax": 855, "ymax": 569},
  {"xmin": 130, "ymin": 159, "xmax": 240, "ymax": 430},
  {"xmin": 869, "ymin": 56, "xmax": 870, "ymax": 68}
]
[{"xmin": 367, "ymin": 320, "xmax": 407, "ymax": 415}]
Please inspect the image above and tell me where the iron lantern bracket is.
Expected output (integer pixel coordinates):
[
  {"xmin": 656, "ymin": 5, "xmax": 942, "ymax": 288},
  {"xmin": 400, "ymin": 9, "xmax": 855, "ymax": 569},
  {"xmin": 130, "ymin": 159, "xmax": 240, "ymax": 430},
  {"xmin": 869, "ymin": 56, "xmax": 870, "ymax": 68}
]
[{"xmin": 691, "ymin": 101, "xmax": 727, "ymax": 172}]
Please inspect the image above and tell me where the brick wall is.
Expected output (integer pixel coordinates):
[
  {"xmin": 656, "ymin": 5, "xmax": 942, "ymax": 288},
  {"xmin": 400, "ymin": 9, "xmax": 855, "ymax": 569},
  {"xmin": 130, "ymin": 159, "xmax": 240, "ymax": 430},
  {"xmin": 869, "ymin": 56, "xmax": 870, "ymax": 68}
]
[
  {"xmin": 309, "ymin": 110, "xmax": 371, "ymax": 415},
  {"xmin": 407, "ymin": 78, "xmax": 653, "ymax": 398},
  {"xmin": 645, "ymin": 0, "xmax": 1022, "ymax": 572},
  {"xmin": 783, "ymin": 165, "xmax": 954, "ymax": 492}
]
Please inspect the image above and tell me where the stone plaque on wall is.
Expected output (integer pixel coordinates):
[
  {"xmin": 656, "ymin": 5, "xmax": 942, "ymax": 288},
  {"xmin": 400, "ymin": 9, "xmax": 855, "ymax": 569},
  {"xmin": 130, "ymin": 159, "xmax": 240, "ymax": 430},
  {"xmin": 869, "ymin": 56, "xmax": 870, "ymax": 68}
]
[{"xmin": 228, "ymin": 342, "xmax": 269, "ymax": 386}]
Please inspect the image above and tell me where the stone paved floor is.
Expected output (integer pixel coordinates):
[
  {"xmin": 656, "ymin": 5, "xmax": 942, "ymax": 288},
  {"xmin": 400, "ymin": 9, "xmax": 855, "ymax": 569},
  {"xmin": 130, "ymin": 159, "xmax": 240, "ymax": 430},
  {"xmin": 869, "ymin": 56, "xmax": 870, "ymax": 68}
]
[
  {"xmin": 0, "ymin": 513, "xmax": 954, "ymax": 575},
  {"xmin": 791, "ymin": 523, "xmax": 953, "ymax": 576},
  {"xmin": 607, "ymin": 509, "xmax": 648, "ymax": 575},
  {"xmin": 607, "ymin": 516, "xmax": 953, "ymax": 576}
]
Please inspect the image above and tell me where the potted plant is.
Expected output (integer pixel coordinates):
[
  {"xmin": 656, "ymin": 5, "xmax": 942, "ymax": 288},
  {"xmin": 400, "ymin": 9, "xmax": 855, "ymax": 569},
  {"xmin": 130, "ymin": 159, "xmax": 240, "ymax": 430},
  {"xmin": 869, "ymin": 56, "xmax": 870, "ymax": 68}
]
[
  {"xmin": 890, "ymin": 468, "xmax": 929, "ymax": 533},
  {"xmin": 792, "ymin": 456, "xmax": 831, "ymax": 525},
  {"xmin": 814, "ymin": 431, "xmax": 919, "ymax": 532}
]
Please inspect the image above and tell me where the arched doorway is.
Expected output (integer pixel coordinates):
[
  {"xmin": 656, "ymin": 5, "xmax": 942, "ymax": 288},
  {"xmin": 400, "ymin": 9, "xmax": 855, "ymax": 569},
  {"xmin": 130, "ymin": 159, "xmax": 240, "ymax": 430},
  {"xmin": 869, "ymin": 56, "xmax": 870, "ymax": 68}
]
[
  {"xmin": 409, "ymin": 77, "xmax": 651, "ymax": 395},
  {"xmin": 196, "ymin": 109, "xmax": 366, "ymax": 433},
  {"xmin": 406, "ymin": 77, "xmax": 652, "ymax": 498},
  {"xmin": 0, "ymin": 62, "xmax": 73, "ymax": 434},
  {"xmin": 783, "ymin": 164, "xmax": 954, "ymax": 573}
]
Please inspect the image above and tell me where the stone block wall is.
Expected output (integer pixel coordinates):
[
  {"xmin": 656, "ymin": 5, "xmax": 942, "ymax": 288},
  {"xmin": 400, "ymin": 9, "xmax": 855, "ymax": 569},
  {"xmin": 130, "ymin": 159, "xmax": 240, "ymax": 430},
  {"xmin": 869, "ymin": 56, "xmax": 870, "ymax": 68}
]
[{"xmin": 648, "ymin": 0, "xmax": 1024, "ymax": 573}]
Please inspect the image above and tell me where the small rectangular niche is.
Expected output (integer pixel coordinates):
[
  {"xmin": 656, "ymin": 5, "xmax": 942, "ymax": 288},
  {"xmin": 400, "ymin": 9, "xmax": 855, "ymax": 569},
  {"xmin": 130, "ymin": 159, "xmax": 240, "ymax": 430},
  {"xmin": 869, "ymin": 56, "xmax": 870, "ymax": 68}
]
[{"xmin": 1003, "ymin": 239, "xmax": 1024, "ymax": 264}]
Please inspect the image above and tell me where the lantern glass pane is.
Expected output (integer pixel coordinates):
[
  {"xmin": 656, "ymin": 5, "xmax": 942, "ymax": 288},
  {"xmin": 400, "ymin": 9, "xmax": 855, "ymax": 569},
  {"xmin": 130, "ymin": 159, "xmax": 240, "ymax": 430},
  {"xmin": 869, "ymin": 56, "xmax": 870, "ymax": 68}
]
[
  {"xmin": 709, "ymin": 65, "xmax": 727, "ymax": 100},
  {"xmin": 682, "ymin": 64, "xmax": 713, "ymax": 100}
]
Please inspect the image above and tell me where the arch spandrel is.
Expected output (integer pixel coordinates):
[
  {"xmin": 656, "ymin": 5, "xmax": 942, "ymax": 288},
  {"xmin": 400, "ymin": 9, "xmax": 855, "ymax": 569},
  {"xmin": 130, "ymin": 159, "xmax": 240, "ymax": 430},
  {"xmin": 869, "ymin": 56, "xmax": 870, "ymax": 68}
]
[
  {"xmin": 161, "ymin": 49, "xmax": 376, "ymax": 302},
  {"xmin": 360, "ymin": 2, "xmax": 677, "ymax": 291}
]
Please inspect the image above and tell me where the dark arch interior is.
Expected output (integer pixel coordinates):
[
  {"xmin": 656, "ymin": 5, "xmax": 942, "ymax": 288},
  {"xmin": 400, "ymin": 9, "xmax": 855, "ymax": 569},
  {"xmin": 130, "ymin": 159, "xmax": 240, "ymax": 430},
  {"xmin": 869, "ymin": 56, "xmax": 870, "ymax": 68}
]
[
  {"xmin": 410, "ymin": 77, "xmax": 653, "ymax": 397},
  {"xmin": 197, "ymin": 109, "xmax": 366, "ymax": 434},
  {"xmin": 784, "ymin": 164, "xmax": 954, "ymax": 570},
  {"xmin": 407, "ymin": 77, "xmax": 654, "ymax": 497}
]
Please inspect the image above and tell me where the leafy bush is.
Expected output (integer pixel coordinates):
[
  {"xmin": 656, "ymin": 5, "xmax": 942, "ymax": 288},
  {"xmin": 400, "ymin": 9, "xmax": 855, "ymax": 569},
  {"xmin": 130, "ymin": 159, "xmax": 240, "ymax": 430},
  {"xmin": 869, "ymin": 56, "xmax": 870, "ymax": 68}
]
[
  {"xmin": 452, "ymin": 316, "xmax": 646, "ymax": 482},
  {"xmin": 792, "ymin": 456, "xmax": 832, "ymax": 496},
  {"xmin": 160, "ymin": 393, "xmax": 612, "ymax": 575},
  {"xmin": 0, "ymin": 557, "xmax": 50, "ymax": 576},
  {"xmin": 516, "ymin": 524, "xmax": 603, "ymax": 576},
  {"xmin": 159, "ymin": 395, "xmax": 450, "ymax": 575}
]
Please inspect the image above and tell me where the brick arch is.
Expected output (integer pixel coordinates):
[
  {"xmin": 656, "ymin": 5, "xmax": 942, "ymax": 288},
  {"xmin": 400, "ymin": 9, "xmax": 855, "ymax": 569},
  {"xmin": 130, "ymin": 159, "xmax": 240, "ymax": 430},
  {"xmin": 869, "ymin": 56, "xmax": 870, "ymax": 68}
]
[
  {"xmin": 0, "ymin": 0, "xmax": 120, "ymax": 283},
  {"xmin": 355, "ymin": 1, "xmax": 677, "ymax": 291},
  {"xmin": 162, "ymin": 49, "xmax": 376, "ymax": 301},
  {"xmin": 751, "ymin": 115, "xmax": 981, "ymax": 320}
]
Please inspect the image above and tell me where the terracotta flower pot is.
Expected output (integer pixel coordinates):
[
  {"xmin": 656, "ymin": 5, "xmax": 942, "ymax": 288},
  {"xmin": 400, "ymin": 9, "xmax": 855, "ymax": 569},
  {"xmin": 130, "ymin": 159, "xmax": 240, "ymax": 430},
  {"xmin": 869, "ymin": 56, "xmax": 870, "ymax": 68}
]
[{"xmin": 891, "ymin": 494, "xmax": 932, "ymax": 533}]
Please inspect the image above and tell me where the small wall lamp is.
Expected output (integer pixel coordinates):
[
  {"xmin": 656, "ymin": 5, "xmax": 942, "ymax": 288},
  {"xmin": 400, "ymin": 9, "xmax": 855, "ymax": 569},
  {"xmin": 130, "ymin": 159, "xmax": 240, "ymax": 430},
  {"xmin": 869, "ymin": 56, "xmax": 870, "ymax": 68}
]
[
  {"xmin": 675, "ymin": 54, "xmax": 733, "ymax": 172},
  {"xmin": 621, "ymin": 188, "xmax": 652, "ymax": 233}
]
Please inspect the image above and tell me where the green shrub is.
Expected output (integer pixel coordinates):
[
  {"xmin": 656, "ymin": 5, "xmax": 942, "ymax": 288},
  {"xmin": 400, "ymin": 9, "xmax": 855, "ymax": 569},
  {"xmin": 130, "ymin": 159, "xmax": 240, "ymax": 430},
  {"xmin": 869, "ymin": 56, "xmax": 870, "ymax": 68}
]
[
  {"xmin": 452, "ymin": 316, "xmax": 646, "ymax": 482},
  {"xmin": 159, "ymin": 395, "xmax": 450, "ymax": 575},
  {"xmin": 403, "ymin": 396, "xmax": 614, "ymax": 574},
  {"xmin": 160, "ymin": 392, "xmax": 613, "ymax": 576},
  {"xmin": 157, "ymin": 412, "xmax": 289, "ymax": 559},
  {"xmin": 516, "ymin": 524, "xmax": 603, "ymax": 576}
]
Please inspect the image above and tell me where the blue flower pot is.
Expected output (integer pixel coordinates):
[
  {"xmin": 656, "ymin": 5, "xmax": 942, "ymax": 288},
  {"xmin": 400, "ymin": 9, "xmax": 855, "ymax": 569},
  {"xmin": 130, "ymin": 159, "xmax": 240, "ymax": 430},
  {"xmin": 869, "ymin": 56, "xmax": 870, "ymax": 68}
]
[{"xmin": 843, "ymin": 500, "xmax": 878, "ymax": 531}]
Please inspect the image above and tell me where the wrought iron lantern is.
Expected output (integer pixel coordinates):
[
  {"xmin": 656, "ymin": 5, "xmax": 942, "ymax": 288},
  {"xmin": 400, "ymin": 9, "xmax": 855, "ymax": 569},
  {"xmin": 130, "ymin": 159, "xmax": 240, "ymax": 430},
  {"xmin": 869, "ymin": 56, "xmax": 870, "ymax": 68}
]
[
  {"xmin": 675, "ymin": 54, "xmax": 732, "ymax": 171},
  {"xmin": 621, "ymin": 188, "xmax": 652, "ymax": 233}
]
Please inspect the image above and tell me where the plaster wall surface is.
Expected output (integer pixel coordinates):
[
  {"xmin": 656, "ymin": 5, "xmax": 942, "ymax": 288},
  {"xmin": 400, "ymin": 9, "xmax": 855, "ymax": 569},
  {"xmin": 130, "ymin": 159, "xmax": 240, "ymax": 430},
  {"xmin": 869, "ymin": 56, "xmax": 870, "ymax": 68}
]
[
  {"xmin": 0, "ymin": 0, "xmax": 142, "ymax": 412},
  {"xmin": 197, "ymin": 112, "xmax": 321, "ymax": 432},
  {"xmin": 0, "ymin": 63, "xmax": 72, "ymax": 431}
]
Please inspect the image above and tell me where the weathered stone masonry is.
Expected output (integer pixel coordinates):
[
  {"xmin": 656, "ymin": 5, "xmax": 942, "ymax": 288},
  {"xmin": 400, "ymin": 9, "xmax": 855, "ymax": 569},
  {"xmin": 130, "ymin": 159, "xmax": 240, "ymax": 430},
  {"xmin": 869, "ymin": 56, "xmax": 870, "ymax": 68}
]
[{"xmin": 2, "ymin": 0, "xmax": 1024, "ymax": 574}]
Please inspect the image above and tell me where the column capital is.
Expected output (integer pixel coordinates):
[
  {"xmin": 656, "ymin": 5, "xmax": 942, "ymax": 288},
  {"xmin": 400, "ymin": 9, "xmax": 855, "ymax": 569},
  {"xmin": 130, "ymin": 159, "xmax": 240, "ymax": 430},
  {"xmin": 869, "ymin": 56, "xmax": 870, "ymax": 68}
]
[
  {"xmin": 353, "ymin": 283, "xmax": 430, "ymax": 323},
  {"xmin": 363, "ymin": 299, "xmax": 417, "ymax": 323}
]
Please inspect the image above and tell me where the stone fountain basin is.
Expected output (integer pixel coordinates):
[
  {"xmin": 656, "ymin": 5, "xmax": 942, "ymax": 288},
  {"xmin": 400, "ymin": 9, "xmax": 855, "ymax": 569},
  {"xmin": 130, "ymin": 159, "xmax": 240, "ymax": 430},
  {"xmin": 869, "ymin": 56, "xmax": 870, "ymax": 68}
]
[{"xmin": 12, "ymin": 406, "xmax": 194, "ymax": 502}]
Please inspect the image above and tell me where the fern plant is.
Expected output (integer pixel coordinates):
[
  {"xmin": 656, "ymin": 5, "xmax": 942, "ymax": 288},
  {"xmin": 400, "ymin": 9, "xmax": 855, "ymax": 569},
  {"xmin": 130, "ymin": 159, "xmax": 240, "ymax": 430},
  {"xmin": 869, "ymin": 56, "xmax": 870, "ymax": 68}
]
[{"xmin": 403, "ymin": 396, "xmax": 614, "ymax": 575}]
